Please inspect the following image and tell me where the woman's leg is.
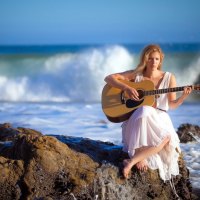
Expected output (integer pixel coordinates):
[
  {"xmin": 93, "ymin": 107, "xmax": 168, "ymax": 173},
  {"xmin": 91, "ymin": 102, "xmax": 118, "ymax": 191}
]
[
  {"xmin": 123, "ymin": 137, "xmax": 170, "ymax": 178},
  {"xmin": 135, "ymin": 147, "xmax": 149, "ymax": 172}
]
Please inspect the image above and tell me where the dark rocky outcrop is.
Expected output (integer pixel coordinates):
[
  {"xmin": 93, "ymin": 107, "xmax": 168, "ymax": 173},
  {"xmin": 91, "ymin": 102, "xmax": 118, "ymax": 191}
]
[
  {"xmin": 0, "ymin": 123, "xmax": 197, "ymax": 200},
  {"xmin": 177, "ymin": 123, "xmax": 200, "ymax": 143}
]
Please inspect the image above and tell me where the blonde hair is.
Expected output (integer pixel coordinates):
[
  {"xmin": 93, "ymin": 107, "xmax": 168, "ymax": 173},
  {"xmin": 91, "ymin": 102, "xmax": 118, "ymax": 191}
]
[{"xmin": 133, "ymin": 44, "xmax": 164, "ymax": 74}]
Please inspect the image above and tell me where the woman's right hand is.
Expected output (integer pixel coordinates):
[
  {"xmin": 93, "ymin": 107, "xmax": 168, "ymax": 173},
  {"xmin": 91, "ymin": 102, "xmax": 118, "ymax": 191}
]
[{"xmin": 123, "ymin": 86, "xmax": 140, "ymax": 101}]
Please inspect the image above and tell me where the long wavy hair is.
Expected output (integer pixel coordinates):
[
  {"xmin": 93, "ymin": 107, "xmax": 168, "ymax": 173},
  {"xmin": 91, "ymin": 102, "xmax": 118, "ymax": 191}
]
[{"xmin": 133, "ymin": 44, "xmax": 164, "ymax": 74}]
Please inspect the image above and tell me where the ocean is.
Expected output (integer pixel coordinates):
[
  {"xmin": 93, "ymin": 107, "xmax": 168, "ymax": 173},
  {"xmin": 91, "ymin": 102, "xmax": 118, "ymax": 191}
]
[{"xmin": 0, "ymin": 43, "xmax": 200, "ymax": 189}]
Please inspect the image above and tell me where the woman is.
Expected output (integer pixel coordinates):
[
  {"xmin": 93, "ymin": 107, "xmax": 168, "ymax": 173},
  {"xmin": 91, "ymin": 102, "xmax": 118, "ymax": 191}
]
[{"xmin": 104, "ymin": 44, "xmax": 192, "ymax": 181}]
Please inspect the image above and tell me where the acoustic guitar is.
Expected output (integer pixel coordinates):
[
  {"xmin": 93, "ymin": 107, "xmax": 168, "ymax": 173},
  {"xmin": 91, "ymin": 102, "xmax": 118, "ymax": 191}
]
[{"xmin": 101, "ymin": 80, "xmax": 200, "ymax": 123}]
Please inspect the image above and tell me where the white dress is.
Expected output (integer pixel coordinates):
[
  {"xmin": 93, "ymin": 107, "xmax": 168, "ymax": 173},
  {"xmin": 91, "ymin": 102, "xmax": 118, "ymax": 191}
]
[{"xmin": 122, "ymin": 72, "xmax": 181, "ymax": 181}]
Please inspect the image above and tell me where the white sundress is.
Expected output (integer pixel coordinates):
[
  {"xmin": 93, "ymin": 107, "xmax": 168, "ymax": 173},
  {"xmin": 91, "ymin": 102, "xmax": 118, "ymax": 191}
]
[{"xmin": 122, "ymin": 72, "xmax": 181, "ymax": 181}]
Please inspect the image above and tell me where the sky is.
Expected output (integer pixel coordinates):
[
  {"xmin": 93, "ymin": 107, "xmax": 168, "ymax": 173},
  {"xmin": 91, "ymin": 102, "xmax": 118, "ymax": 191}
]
[{"xmin": 0, "ymin": 0, "xmax": 200, "ymax": 45}]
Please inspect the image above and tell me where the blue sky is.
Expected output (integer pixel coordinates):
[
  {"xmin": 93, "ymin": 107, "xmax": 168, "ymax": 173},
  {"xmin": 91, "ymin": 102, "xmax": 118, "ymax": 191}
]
[{"xmin": 0, "ymin": 0, "xmax": 200, "ymax": 45}]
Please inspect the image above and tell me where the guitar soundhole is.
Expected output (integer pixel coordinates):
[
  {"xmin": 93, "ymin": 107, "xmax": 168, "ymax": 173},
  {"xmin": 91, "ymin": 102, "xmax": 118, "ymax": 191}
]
[{"xmin": 125, "ymin": 89, "xmax": 144, "ymax": 108}]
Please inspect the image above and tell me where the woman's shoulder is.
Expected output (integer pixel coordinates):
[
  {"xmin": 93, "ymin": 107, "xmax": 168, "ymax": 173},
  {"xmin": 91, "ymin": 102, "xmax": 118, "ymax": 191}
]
[
  {"xmin": 162, "ymin": 71, "xmax": 175, "ymax": 78},
  {"xmin": 163, "ymin": 71, "xmax": 176, "ymax": 86},
  {"xmin": 164, "ymin": 71, "xmax": 176, "ymax": 78},
  {"xmin": 121, "ymin": 70, "xmax": 137, "ymax": 80}
]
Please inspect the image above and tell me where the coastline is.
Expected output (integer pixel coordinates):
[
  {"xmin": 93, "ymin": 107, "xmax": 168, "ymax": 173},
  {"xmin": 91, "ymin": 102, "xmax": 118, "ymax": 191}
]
[
  {"xmin": 0, "ymin": 123, "xmax": 197, "ymax": 199},
  {"xmin": 0, "ymin": 99, "xmax": 199, "ymax": 199}
]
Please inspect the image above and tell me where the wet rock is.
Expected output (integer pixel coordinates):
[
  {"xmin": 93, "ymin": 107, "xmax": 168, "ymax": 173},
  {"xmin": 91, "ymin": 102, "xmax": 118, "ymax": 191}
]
[
  {"xmin": 177, "ymin": 123, "xmax": 200, "ymax": 143},
  {"xmin": 0, "ymin": 123, "xmax": 193, "ymax": 199},
  {"xmin": 0, "ymin": 123, "xmax": 20, "ymax": 141}
]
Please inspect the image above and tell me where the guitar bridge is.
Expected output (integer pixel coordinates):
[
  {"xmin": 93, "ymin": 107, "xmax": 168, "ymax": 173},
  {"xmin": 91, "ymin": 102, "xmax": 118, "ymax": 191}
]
[{"xmin": 120, "ymin": 91, "xmax": 126, "ymax": 104}]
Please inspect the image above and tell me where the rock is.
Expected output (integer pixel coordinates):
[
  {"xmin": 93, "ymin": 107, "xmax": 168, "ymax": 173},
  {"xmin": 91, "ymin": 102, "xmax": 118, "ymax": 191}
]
[
  {"xmin": 0, "ymin": 123, "xmax": 20, "ymax": 141},
  {"xmin": 0, "ymin": 123, "xmax": 193, "ymax": 199},
  {"xmin": 0, "ymin": 124, "xmax": 98, "ymax": 200},
  {"xmin": 0, "ymin": 123, "xmax": 42, "ymax": 141},
  {"xmin": 177, "ymin": 123, "xmax": 200, "ymax": 143}
]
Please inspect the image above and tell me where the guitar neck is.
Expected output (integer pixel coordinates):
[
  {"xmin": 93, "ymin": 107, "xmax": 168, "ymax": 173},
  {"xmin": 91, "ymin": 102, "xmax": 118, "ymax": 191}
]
[{"xmin": 144, "ymin": 86, "xmax": 192, "ymax": 96}]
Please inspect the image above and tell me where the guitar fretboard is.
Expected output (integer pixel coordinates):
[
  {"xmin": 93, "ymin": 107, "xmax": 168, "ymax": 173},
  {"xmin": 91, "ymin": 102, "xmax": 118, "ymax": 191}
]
[{"xmin": 144, "ymin": 86, "xmax": 191, "ymax": 96}]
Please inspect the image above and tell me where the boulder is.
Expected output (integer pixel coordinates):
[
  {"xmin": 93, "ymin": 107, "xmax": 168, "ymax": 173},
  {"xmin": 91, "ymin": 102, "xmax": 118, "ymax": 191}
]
[
  {"xmin": 177, "ymin": 123, "xmax": 200, "ymax": 143},
  {"xmin": 0, "ymin": 123, "xmax": 194, "ymax": 200}
]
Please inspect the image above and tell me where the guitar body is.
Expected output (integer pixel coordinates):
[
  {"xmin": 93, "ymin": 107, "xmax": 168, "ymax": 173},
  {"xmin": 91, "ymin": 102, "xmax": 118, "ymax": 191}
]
[{"xmin": 101, "ymin": 80, "xmax": 155, "ymax": 123}]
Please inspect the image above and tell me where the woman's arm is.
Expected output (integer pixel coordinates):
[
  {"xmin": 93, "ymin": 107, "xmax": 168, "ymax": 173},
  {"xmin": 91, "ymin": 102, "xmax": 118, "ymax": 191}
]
[
  {"xmin": 168, "ymin": 74, "xmax": 192, "ymax": 109},
  {"xmin": 104, "ymin": 70, "xmax": 140, "ymax": 100},
  {"xmin": 104, "ymin": 70, "xmax": 134, "ymax": 89}
]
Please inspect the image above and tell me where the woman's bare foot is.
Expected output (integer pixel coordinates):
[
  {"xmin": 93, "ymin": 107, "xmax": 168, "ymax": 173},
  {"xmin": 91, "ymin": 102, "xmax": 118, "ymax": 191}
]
[
  {"xmin": 136, "ymin": 159, "xmax": 148, "ymax": 172},
  {"xmin": 122, "ymin": 159, "xmax": 132, "ymax": 179},
  {"xmin": 122, "ymin": 136, "xmax": 170, "ymax": 179}
]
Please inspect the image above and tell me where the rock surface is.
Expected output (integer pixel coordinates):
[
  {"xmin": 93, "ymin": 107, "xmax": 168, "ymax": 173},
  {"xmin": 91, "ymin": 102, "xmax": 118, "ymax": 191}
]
[
  {"xmin": 177, "ymin": 123, "xmax": 200, "ymax": 143},
  {"xmin": 0, "ymin": 123, "xmax": 197, "ymax": 200}
]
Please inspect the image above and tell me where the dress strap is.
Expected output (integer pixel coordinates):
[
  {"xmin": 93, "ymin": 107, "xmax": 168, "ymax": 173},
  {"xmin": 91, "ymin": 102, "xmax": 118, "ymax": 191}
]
[
  {"xmin": 163, "ymin": 72, "xmax": 171, "ymax": 88},
  {"xmin": 134, "ymin": 73, "xmax": 143, "ymax": 82},
  {"xmin": 158, "ymin": 72, "xmax": 171, "ymax": 89}
]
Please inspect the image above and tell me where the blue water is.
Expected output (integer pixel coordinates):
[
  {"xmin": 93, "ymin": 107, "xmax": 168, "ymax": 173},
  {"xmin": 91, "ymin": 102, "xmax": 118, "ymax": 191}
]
[
  {"xmin": 1, "ymin": 43, "xmax": 200, "ymax": 54},
  {"xmin": 0, "ymin": 43, "xmax": 200, "ymax": 102}
]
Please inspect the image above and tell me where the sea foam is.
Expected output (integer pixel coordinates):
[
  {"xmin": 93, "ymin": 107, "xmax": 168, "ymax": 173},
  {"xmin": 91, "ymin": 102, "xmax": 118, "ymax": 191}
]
[
  {"xmin": 0, "ymin": 45, "xmax": 133, "ymax": 102},
  {"xmin": 0, "ymin": 44, "xmax": 199, "ymax": 102}
]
